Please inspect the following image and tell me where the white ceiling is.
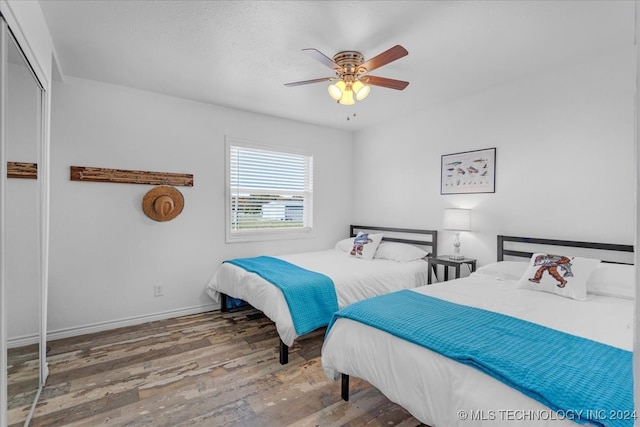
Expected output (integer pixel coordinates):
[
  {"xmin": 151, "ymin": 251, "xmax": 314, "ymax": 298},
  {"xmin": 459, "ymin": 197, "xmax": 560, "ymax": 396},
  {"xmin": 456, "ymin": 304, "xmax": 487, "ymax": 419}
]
[{"xmin": 38, "ymin": 0, "xmax": 634, "ymax": 132}]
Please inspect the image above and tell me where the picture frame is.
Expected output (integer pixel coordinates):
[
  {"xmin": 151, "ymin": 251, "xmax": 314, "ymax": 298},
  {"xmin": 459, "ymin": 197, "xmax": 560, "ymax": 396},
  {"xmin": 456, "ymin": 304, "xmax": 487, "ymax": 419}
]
[{"xmin": 441, "ymin": 147, "xmax": 496, "ymax": 195}]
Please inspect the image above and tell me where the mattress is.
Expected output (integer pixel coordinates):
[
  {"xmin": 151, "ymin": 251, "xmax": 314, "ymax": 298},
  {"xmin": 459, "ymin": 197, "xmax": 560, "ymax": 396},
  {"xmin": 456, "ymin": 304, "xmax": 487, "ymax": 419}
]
[
  {"xmin": 321, "ymin": 271, "xmax": 633, "ymax": 426},
  {"xmin": 206, "ymin": 249, "xmax": 429, "ymax": 346}
]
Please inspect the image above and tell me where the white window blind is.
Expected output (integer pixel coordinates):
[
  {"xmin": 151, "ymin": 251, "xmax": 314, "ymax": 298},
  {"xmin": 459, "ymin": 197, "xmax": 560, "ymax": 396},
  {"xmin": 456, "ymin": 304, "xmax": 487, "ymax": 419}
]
[{"xmin": 227, "ymin": 139, "xmax": 313, "ymax": 241}]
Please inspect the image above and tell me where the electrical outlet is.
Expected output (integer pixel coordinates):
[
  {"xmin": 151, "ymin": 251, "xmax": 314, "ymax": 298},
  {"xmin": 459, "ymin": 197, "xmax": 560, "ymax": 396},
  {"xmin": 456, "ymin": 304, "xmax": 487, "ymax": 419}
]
[{"xmin": 154, "ymin": 284, "xmax": 164, "ymax": 297}]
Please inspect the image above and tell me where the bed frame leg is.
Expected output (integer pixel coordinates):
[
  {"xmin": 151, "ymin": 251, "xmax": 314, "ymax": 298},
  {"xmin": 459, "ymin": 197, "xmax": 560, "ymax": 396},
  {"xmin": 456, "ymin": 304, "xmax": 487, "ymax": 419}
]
[
  {"xmin": 431, "ymin": 264, "xmax": 438, "ymax": 281},
  {"xmin": 220, "ymin": 293, "xmax": 229, "ymax": 312},
  {"xmin": 341, "ymin": 374, "xmax": 349, "ymax": 401},
  {"xmin": 279, "ymin": 339, "xmax": 289, "ymax": 365}
]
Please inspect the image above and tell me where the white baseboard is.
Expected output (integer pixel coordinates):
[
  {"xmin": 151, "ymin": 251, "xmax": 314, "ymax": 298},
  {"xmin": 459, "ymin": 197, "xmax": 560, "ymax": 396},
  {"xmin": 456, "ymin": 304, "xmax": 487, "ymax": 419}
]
[
  {"xmin": 47, "ymin": 303, "xmax": 218, "ymax": 342},
  {"xmin": 7, "ymin": 333, "xmax": 39, "ymax": 349}
]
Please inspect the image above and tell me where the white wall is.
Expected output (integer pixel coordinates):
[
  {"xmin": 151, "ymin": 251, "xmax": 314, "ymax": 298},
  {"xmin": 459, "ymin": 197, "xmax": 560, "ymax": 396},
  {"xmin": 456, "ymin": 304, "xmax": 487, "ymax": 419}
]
[
  {"xmin": 353, "ymin": 47, "xmax": 635, "ymax": 268},
  {"xmin": 48, "ymin": 77, "xmax": 353, "ymax": 337}
]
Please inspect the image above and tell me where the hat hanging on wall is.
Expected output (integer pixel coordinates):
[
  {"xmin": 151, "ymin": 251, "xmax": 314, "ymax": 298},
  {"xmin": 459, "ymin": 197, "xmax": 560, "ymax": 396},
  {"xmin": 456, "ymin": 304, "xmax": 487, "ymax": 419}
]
[{"xmin": 142, "ymin": 185, "xmax": 184, "ymax": 222}]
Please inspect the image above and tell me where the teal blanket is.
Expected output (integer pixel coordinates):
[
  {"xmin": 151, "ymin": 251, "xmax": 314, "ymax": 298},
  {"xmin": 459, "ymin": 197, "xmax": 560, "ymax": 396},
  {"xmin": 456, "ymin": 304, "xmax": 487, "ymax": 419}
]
[
  {"xmin": 226, "ymin": 256, "xmax": 338, "ymax": 336},
  {"xmin": 328, "ymin": 290, "xmax": 633, "ymax": 427}
]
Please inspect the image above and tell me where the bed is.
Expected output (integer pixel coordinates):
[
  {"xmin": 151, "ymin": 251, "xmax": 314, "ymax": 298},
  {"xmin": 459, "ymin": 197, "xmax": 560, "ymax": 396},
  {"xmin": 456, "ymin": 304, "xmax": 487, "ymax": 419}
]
[
  {"xmin": 321, "ymin": 235, "xmax": 635, "ymax": 426},
  {"xmin": 205, "ymin": 225, "xmax": 438, "ymax": 364}
]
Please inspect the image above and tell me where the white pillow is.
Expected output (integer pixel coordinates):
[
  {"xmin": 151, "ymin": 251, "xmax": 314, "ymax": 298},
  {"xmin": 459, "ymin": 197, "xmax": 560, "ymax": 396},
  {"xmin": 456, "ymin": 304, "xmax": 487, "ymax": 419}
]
[
  {"xmin": 471, "ymin": 261, "xmax": 529, "ymax": 281},
  {"xmin": 348, "ymin": 232, "xmax": 383, "ymax": 260},
  {"xmin": 586, "ymin": 262, "xmax": 635, "ymax": 300},
  {"xmin": 334, "ymin": 237, "xmax": 354, "ymax": 253},
  {"xmin": 373, "ymin": 242, "xmax": 429, "ymax": 262},
  {"xmin": 516, "ymin": 253, "xmax": 601, "ymax": 301}
]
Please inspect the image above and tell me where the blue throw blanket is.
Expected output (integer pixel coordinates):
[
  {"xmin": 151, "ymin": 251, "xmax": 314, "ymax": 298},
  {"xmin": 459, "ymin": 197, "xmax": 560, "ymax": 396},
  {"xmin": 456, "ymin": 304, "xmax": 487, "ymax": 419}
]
[
  {"xmin": 226, "ymin": 256, "xmax": 338, "ymax": 336},
  {"xmin": 327, "ymin": 290, "xmax": 633, "ymax": 427}
]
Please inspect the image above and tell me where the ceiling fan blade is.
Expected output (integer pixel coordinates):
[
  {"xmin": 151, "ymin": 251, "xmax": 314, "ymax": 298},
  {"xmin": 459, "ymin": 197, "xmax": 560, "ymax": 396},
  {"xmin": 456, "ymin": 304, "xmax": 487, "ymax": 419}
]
[
  {"xmin": 360, "ymin": 45, "xmax": 408, "ymax": 73},
  {"xmin": 362, "ymin": 75, "xmax": 409, "ymax": 90},
  {"xmin": 302, "ymin": 48, "xmax": 341, "ymax": 71},
  {"xmin": 284, "ymin": 77, "xmax": 333, "ymax": 87}
]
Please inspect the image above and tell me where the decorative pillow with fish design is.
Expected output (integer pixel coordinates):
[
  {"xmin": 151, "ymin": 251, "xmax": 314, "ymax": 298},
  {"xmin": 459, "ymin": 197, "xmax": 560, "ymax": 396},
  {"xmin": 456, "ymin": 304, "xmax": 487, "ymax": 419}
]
[
  {"xmin": 516, "ymin": 253, "xmax": 600, "ymax": 300},
  {"xmin": 348, "ymin": 232, "xmax": 383, "ymax": 260}
]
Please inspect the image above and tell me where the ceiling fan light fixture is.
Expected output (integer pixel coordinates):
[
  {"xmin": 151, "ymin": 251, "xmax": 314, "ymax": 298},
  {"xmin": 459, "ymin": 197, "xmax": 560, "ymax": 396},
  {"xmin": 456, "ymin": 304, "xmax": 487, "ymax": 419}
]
[
  {"xmin": 329, "ymin": 78, "xmax": 369, "ymax": 105},
  {"xmin": 328, "ymin": 80, "xmax": 346, "ymax": 100},
  {"xmin": 352, "ymin": 80, "xmax": 370, "ymax": 101}
]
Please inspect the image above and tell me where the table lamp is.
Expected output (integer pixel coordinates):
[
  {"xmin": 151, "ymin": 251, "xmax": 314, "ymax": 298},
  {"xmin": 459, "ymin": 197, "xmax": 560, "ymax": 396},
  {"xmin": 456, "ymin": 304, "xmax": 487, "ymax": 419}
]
[{"xmin": 443, "ymin": 208, "xmax": 471, "ymax": 260}]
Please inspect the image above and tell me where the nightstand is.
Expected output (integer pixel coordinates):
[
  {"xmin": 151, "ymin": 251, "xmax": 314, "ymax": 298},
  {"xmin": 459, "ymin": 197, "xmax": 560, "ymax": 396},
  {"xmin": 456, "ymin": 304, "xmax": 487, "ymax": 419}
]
[{"xmin": 427, "ymin": 256, "xmax": 477, "ymax": 284}]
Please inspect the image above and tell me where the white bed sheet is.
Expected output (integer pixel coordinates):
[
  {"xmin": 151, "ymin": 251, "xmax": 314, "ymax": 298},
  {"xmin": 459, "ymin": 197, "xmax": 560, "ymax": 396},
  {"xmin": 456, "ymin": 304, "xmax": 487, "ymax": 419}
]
[
  {"xmin": 205, "ymin": 249, "xmax": 429, "ymax": 346},
  {"xmin": 321, "ymin": 273, "xmax": 633, "ymax": 426}
]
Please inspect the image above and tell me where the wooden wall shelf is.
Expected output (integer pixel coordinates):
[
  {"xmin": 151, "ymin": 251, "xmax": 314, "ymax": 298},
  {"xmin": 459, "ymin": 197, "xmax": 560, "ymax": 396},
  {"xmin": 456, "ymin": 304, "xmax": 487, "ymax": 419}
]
[
  {"xmin": 70, "ymin": 166, "xmax": 193, "ymax": 187},
  {"xmin": 7, "ymin": 162, "xmax": 37, "ymax": 179}
]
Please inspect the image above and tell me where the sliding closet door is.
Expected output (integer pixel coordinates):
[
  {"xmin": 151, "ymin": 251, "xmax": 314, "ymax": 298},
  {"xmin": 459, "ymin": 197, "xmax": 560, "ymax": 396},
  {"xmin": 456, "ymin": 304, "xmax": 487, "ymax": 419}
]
[
  {"xmin": 0, "ymin": 18, "xmax": 7, "ymax": 427},
  {"xmin": 0, "ymin": 17, "xmax": 46, "ymax": 427}
]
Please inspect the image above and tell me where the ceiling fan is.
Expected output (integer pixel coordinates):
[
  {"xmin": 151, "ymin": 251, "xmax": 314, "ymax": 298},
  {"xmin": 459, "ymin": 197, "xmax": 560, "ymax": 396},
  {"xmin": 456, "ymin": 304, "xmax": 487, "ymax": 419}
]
[{"xmin": 284, "ymin": 45, "xmax": 409, "ymax": 105}]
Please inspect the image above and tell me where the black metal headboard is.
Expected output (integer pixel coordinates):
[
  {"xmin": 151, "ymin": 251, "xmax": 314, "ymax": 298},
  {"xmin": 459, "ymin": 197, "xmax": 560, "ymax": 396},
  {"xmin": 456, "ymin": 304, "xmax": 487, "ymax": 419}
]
[
  {"xmin": 350, "ymin": 225, "xmax": 438, "ymax": 258},
  {"xmin": 498, "ymin": 235, "xmax": 634, "ymax": 265}
]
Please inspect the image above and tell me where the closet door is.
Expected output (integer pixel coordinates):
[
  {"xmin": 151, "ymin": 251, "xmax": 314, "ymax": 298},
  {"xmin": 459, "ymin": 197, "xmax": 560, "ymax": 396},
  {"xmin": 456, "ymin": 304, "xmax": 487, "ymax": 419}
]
[{"xmin": 1, "ymin": 18, "xmax": 46, "ymax": 427}]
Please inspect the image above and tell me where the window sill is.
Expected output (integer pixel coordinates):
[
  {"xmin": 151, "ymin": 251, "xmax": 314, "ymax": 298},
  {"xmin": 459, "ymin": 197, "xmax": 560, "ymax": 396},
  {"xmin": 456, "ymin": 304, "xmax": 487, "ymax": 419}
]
[{"xmin": 226, "ymin": 227, "xmax": 314, "ymax": 243}]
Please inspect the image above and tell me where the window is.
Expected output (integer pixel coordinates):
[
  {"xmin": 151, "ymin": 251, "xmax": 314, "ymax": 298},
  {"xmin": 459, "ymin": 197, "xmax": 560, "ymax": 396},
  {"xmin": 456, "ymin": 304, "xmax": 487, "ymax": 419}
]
[{"xmin": 226, "ymin": 137, "xmax": 313, "ymax": 242}]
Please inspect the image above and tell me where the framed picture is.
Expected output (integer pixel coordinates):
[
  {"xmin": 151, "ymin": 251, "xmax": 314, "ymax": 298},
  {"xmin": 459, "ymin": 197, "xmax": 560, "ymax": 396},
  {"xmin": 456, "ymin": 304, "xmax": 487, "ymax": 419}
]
[{"xmin": 441, "ymin": 147, "xmax": 496, "ymax": 195}]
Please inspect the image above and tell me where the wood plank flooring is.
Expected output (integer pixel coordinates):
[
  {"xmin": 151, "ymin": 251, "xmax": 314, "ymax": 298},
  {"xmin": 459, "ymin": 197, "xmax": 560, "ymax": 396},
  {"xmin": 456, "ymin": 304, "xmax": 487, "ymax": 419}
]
[
  {"xmin": 8, "ymin": 308, "xmax": 426, "ymax": 427},
  {"xmin": 7, "ymin": 342, "xmax": 40, "ymax": 424}
]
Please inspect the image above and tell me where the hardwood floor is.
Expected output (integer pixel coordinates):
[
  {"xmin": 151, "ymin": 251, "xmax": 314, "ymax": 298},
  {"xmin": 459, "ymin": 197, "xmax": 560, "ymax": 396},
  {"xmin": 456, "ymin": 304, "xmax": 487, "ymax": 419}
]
[
  {"xmin": 7, "ymin": 343, "xmax": 40, "ymax": 425},
  {"xmin": 8, "ymin": 308, "xmax": 425, "ymax": 427}
]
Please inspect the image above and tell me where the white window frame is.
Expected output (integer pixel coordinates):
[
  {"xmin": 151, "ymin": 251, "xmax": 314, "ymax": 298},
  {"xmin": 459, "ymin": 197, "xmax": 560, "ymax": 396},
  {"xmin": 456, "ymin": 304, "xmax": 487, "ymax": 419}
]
[{"xmin": 225, "ymin": 136, "xmax": 314, "ymax": 243}]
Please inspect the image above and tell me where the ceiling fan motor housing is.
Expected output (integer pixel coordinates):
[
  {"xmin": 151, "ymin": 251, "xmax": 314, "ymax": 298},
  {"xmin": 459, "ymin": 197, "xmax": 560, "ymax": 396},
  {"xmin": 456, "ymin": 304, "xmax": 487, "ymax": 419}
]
[{"xmin": 332, "ymin": 51, "xmax": 367, "ymax": 78}]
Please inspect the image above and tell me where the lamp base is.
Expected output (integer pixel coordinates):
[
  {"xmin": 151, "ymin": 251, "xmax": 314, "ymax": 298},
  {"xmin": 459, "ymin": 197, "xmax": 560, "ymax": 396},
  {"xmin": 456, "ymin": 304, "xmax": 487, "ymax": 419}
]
[{"xmin": 448, "ymin": 254, "xmax": 465, "ymax": 260}]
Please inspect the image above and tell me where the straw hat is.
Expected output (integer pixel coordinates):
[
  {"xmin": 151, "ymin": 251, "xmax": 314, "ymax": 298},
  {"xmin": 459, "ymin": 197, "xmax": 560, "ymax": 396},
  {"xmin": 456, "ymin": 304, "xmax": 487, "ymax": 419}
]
[{"xmin": 142, "ymin": 185, "xmax": 184, "ymax": 222}]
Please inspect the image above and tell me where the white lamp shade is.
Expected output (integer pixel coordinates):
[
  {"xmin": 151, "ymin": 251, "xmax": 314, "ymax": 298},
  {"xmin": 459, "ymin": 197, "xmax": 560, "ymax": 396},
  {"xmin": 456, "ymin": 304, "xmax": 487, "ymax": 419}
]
[
  {"xmin": 443, "ymin": 208, "xmax": 471, "ymax": 231},
  {"xmin": 328, "ymin": 80, "xmax": 346, "ymax": 100},
  {"xmin": 352, "ymin": 80, "xmax": 370, "ymax": 100},
  {"xmin": 338, "ymin": 88, "xmax": 355, "ymax": 105}
]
